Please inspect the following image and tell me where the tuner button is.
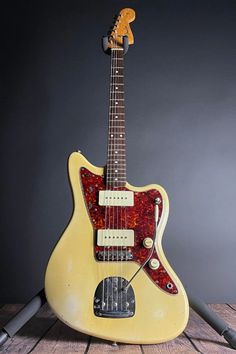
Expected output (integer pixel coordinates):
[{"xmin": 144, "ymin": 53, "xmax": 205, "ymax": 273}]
[
  {"xmin": 143, "ymin": 237, "xmax": 153, "ymax": 249},
  {"xmin": 149, "ymin": 258, "xmax": 160, "ymax": 270}
]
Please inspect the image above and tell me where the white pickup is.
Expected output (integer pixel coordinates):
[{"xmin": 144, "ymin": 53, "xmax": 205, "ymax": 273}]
[
  {"xmin": 97, "ymin": 229, "xmax": 134, "ymax": 246},
  {"xmin": 98, "ymin": 191, "xmax": 134, "ymax": 206}
]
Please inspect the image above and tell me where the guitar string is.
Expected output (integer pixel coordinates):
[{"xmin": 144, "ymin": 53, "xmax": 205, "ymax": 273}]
[
  {"xmin": 113, "ymin": 44, "xmax": 121, "ymax": 312},
  {"xmin": 109, "ymin": 47, "xmax": 115, "ymax": 311},
  {"xmin": 114, "ymin": 46, "xmax": 122, "ymax": 312},
  {"xmin": 115, "ymin": 44, "xmax": 119, "ymax": 312},
  {"xmin": 119, "ymin": 47, "xmax": 124, "ymax": 312},
  {"xmin": 122, "ymin": 48, "xmax": 128, "ymax": 310},
  {"xmin": 102, "ymin": 46, "xmax": 114, "ymax": 311},
  {"xmin": 120, "ymin": 48, "xmax": 128, "ymax": 310},
  {"xmin": 112, "ymin": 43, "xmax": 118, "ymax": 312},
  {"xmin": 112, "ymin": 45, "xmax": 117, "ymax": 311},
  {"xmin": 102, "ymin": 50, "xmax": 109, "ymax": 312},
  {"xmin": 110, "ymin": 46, "xmax": 117, "ymax": 311},
  {"xmin": 117, "ymin": 45, "xmax": 122, "ymax": 313},
  {"xmin": 102, "ymin": 45, "xmax": 127, "ymax": 312}
]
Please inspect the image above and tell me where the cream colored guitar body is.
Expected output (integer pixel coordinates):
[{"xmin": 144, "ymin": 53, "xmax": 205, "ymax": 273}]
[{"xmin": 45, "ymin": 152, "xmax": 189, "ymax": 344}]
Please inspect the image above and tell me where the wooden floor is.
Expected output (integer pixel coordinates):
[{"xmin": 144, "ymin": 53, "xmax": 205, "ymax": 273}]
[{"xmin": 0, "ymin": 304, "xmax": 235, "ymax": 353}]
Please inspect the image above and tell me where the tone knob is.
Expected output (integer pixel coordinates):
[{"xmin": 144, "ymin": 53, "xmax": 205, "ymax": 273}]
[
  {"xmin": 149, "ymin": 258, "xmax": 160, "ymax": 270},
  {"xmin": 143, "ymin": 237, "xmax": 153, "ymax": 249}
]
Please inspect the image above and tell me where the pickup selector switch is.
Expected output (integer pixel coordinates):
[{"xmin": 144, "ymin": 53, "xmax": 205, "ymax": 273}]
[
  {"xmin": 143, "ymin": 237, "xmax": 153, "ymax": 249},
  {"xmin": 149, "ymin": 258, "xmax": 160, "ymax": 270}
]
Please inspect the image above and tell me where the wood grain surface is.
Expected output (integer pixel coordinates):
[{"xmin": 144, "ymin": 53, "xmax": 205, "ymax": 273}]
[{"xmin": 0, "ymin": 304, "xmax": 235, "ymax": 353}]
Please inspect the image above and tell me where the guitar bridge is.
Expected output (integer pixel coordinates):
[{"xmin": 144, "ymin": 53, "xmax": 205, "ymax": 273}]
[
  {"xmin": 96, "ymin": 250, "xmax": 133, "ymax": 261},
  {"xmin": 94, "ymin": 277, "xmax": 135, "ymax": 318}
]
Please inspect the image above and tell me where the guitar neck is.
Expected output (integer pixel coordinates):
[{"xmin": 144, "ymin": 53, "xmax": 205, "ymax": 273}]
[{"xmin": 106, "ymin": 48, "xmax": 126, "ymax": 188}]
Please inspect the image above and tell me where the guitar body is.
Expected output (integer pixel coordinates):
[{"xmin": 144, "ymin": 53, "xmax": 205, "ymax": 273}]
[{"xmin": 45, "ymin": 152, "xmax": 189, "ymax": 344}]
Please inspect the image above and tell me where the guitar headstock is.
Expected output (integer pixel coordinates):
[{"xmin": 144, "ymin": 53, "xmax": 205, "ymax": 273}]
[{"xmin": 108, "ymin": 8, "xmax": 135, "ymax": 49}]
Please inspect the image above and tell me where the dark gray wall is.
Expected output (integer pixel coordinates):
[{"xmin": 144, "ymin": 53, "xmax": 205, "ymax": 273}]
[{"xmin": 1, "ymin": 0, "xmax": 236, "ymax": 302}]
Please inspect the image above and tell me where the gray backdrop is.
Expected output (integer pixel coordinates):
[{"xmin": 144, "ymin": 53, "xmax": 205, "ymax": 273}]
[{"xmin": 1, "ymin": 0, "xmax": 236, "ymax": 303}]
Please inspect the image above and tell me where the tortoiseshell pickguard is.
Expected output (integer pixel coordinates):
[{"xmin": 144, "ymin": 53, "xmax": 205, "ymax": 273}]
[{"xmin": 80, "ymin": 167, "xmax": 178, "ymax": 295}]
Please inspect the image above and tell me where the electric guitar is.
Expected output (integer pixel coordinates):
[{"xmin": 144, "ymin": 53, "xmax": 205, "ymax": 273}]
[{"xmin": 45, "ymin": 8, "xmax": 189, "ymax": 344}]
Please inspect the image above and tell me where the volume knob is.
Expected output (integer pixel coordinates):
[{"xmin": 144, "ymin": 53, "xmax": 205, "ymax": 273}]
[
  {"xmin": 143, "ymin": 237, "xmax": 153, "ymax": 249},
  {"xmin": 149, "ymin": 258, "xmax": 160, "ymax": 270}
]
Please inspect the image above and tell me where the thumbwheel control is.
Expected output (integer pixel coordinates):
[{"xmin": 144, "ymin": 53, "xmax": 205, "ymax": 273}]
[
  {"xmin": 149, "ymin": 258, "xmax": 160, "ymax": 270},
  {"xmin": 143, "ymin": 237, "xmax": 153, "ymax": 249}
]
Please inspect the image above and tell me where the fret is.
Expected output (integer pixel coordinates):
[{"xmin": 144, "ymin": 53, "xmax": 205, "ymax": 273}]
[
  {"xmin": 110, "ymin": 78, "xmax": 124, "ymax": 83},
  {"xmin": 109, "ymin": 114, "xmax": 125, "ymax": 116},
  {"xmin": 106, "ymin": 177, "xmax": 126, "ymax": 180},
  {"xmin": 107, "ymin": 172, "xmax": 126, "ymax": 174},
  {"xmin": 109, "ymin": 97, "xmax": 124, "ymax": 99},
  {"xmin": 109, "ymin": 127, "xmax": 125, "ymax": 129},
  {"xmin": 110, "ymin": 106, "xmax": 125, "ymax": 108},
  {"xmin": 106, "ymin": 180, "xmax": 127, "ymax": 182},
  {"xmin": 108, "ymin": 122, "xmax": 125, "ymax": 125},
  {"xmin": 107, "ymin": 164, "xmax": 127, "ymax": 166},
  {"xmin": 106, "ymin": 167, "xmax": 126, "ymax": 169},
  {"xmin": 107, "ymin": 156, "xmax": 126, "ymax": 158},
  {"xmin": 106, "ymin": 178, "xmax": 126, "ymax": 180},
  {"xmin": 110, "ymin": 132, "xmax": 125, "ymax": 136},
  {"xmin": 107, "ymin": 154, "xmax": 126, "ymax": 156},
  {"xmin": 108, "ymin": 129, "xmax": 125, "ymax": 131},
  {"xmin": 106, "ymin": 171, "xmax": 126, "ymax": 173},
  {"xmin": 108, "ymin": 144, "xmax": 125, "ymax": 146},
  {"xmin": 110, "ymin": 93, "xmax": 124, "ymax": 97}
]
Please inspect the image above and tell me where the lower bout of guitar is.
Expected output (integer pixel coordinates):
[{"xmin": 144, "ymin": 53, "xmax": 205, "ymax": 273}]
[{"xmin": 45, "ymin": 152, "xmax": 189, "ymax": 344}]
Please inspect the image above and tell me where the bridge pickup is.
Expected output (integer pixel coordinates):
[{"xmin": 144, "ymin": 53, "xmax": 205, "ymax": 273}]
[
  {"xmin": 98, "ymin": 191, "xmax": 134, "ymax": 206},
  {"xmin": 97, "ymin": 250, "xmax": 133, "ymax": 261},
  {"xmin": 97, "ymin": 229, "xmax": 134, "ymax": 246}
]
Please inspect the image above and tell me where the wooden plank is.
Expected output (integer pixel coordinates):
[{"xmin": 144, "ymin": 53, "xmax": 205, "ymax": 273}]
[
  {"xmin": 31, "ymin": 320, "xmax": 89, "ymax": 354},
  {"xmin": 0, "ymin": 303, "xmax": 235, "ymax": 353},
  {"xmin": 209, "ymin": 304, "xmax": 236, "ymax": 328},
  {"xmin": 0, "ymin": 304, "xmax": 24, "ymax": 327},
  {"xmin": 185, "ymin": 306, "xmax": 236, "ymax": 353},
  {"xmin": 87, "ymin": 337, "xmax": 142, "ymax": 353},
  {"xmin": 228, "ymin": 304, "xmax": 236, "ymax": 311},
  {"xmin": 142, "ymin": 333, "xmax": 198, "ymax": 353},
  {"xmin": 0, "ymin": 304, "xmax": 56, "ymax": 354}
]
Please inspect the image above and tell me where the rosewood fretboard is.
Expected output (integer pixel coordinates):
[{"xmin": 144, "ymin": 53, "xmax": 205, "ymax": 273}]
[{"xmin": 106, "ymin": 48, "xmax": 126, "ymax": 188}]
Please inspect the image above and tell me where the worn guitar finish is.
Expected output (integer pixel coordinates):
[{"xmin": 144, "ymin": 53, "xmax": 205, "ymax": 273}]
[{"xmin": 45, "ymin": 8, "xmax": 189, "ymax": 344}]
